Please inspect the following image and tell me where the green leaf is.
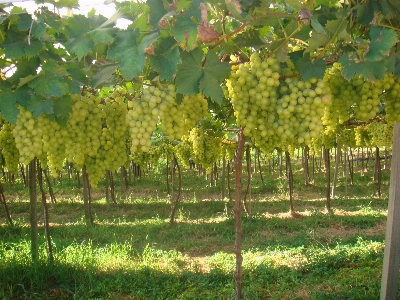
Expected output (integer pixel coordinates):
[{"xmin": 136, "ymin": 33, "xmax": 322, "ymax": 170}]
[
  {"xmin": 46, "ymin": 0, "xmax": 79, "ymax": 9},
  {"xmin": 27, "ymin": 71, "xmax": 70, "ymax": 97},
  {"xmin": 305, "ymin": 30, "xmax": 329, "ymax": 53},
  {"xmin": 325, "ymin": 19, "xmax": 351, "ymax": 41},
  {"xmin": 355, "ymin": 2, "xmax": 375, "ymax": 26},
  {"xmin": 18, "ymin": 13, "xmax": 33, "ymax": 31},
  {"xmin": 107, "ymin": 28, "xmax": 144, "ymax": 79},
  {"xmin": 52, "ymin": 95, "xmax": 72, "ymax": 127},
  {"xmin": 225, "ymin": 0, "xmax": 246, "ymax": 20},
  {"xmin": 175, "ymin": 48, "xmax": 203, "ymax": 95},
  {"xmin": 176, "ymin": 49, "xmax": 230, "ymax": 103},
  {"xmin": 148, "ymin": 37, "xmax": 181, "ymax": 80},
  {"xmin": 31, "ymin": 18, "xmax": 47, "ymax": 39},
  {"xmin": 201, "ymin": 51, "xmax": 231, "ymax": 103},
  {"xmin": 310, "ymin": 18, "xmax": 326, "ymax": 35},
  {"xmin": 86, "ymin": 14, "xmax": 119, "ymax": 44},
  {"xmin": 0, "ymin": 82, "xmax": 20, "ymax": 124},
  {"xmin": 338, "ymin": 53, "xmax": 386, "ymax": 81},
  {"xmin": 90, "ymin": 63, "xmax": 119, "ymax": 87},
  {"xmin": 268, "ymin": 39, "xmax": 288, "ymax": 62},
  {"xmin": 170, "ymin": 0, "xmax": 201, "ymax": 51},
  {"xmin": 285, "ymin": 0, "xmax": 302, "ymax": 10},
  {"xmin": 9, "ymin": 57, "xmax": 40, "ymax": 85},
  {"xmin": 364, "ymin": 27, "xmax": 397, "ymax": 61},
  {"xmin": 147, "ymin": 0, "xmax": 167, "ymax": 28},
  {"xmin": 27, "ymin": 96, "xmax": 53, "ymax": 118},
  {"xmin": 3, "ymin": 27, "xmax": 27, "ymax": 59},
  {"xmin": 291, "ymin": 52, "xmax": 326, "ymax": 80},
  {"xmin": 24, "ymin": 39, "xmax": 44, "ymax": 58},
  {"xmin": 233, "ymin": 28, "xmax": 265, "ymax": 48},
  {"xmin": 40, "ymin": 8, "xmax": 63, "ymax": 32},
  {"xmin": 65, "ymin": 15, "xmax": 95, "ymax": 59},
  {"xmin": 139, "ymin": 31, "xmax": 160, "ymax": 51}
]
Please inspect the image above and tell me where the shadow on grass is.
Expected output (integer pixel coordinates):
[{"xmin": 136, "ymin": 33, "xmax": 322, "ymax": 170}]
[{"xmin": 0, "ymin": 237, "xmax": 386, "ymax": 300}]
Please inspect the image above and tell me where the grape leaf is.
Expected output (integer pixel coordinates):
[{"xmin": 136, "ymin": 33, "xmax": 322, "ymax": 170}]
[
  {"xmin": 147, "ymin": 0, "xmax": 167, "ymax": 28},
  {"xmin": 226, "ymin": 0, "xmax": 246, "ymax": 20},
  {"xmin": 175, "ymin": 48, "xmax": 203, "ymax": 94},
  {"xmin": 139, "ymin": 31, "xmax": 160, "ymax": 52},
  {"xmin": 86, "ymin": 14, "xmax": 119, "ymax": 44},
  {"xmin": 355, "ymin": 2, "xmax": 375, "ymax": 26},
  {"xmin": 31, "ymin": 18, "xmax": 46, "ymax": 39},
  {"xmin": 52, "ymin": 95, "xmax": 72, "ymax": 127},
  {"xmin": 201, "ymin": 51, "xmax": 231, "ymax": 103},
  {"xmin": 45, "ymin": 0, "xmax": 79, "ymax": 9},
  {"xmin": 107, "ymin": 28, "xmax": 144, "ymax": 79},
  {"xmin": 310, "ymin": 18, "xmax": 326, "ymax": 35},
  {"xmin": 17, "ymin": 13, "xmax": 32, "ymax": 31},
  {"xmin": 3, "ymin": 27, "xmax": 27, "ymax": 59},
  {"xmin": 28, "ymin": 75, "xmax": 70, "ymax": 97},
  {"xmin": 27, "ymin": 96, "xmax": 53, "ymax": 118},
  {"xmin": 148, "ymin": 37, "xmax": 181, "ymax": 80},
  {"xmin": 338, "ymin": 53, "xmax": 386, "ymax": 81},
  {"xmin": 305, "ymin": 30, "xmax": 329, "ymax": 53},
  {"xmin": 0, "ymin": 82, "xmax": 21, "ymax": 124},
  {"xmin": 176, "ymin": 49, "xmax": 230, "ymax": 103},
  {"xmin": 268, "ymin": 39, "xmax": 289, "ymax": 62},
  {"xmin": 170, "ymin": 0, "xmax": 201, "ymax": 51},
  {"xmin": 364, "ymin": 27, "xmax": 397, "ymax": 61},
  {"xmin": 9, "ymin": 57, "xmax": 40, "ymax": 85},
  {"xmin": 65, "ymin": 15, "xmax": 95, "ymax": 59},
  {"xmin": 90, "ymin": 63, "xmax": 119, "ymax": 87},
  {"xmin": 233, "ymin": 28, "xmax": 265, "ymax": 48},
  {"xmin": 40, "ymin": 8, "xmax": 63, "ymax": 32},
  {"xmin": 24, "ymin": 39, "xmax": 44, "ymax": 58},
  {"xmin": 325, "ymin": 19, "xmax": 351, "ymax": 41},
  {"xmin": 290, "ymin": 52, "xmax": 326, "ymax": 80}
]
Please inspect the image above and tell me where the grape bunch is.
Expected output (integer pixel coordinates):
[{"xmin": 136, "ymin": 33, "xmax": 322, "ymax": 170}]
[
  {"xmin": 338, "ymin": 128, "xmax": 357, "ymax": 148},
  {"xmin": 160, "ymin": 93, "xmax": 208, "ymax": 140},
  {"xmin": 0, "ymin": 123, "xmax": 20, "ymax": 174},
  {"xmin": 226, "ymin": 52, "xmax": 281, "ymax": 154},
  {"xmin": 354, "ymin": 126, "xmax": 371, "ymax": 147},
  {"xmin": 221, "ymin": 139, "xmax": 237, "ymax": 161},
  {"xmin": 275, "ymin": 75, "xmax": 332, "ymax": 148},
  {"xmin": 188, "ymin": 127, "xmax": 221, "ymax": 173},
  {"xmin": 175, "ymin": 135, "xmax": 193, "ymax": 168},
  {"xmin": 365, "ymin": 121, "xmax": 393, "ymax": 149},
  {"xmin": 324, "ymin": 63, "xmax": 382, "ymax": 129},
  {"xmin": 65, "ymin": 94, "xmax": 104, "ymax": 169},
  {"xmin": 13, "ymin": 108, "xmax": 46, "ymax": 165},
  {"xmin": 126, "ymin": 85, "xmax": 166, "ymax": 153},
  {"xmin": 40, "ymin": 116, "xmax": 69, "ymax": 177},
  {"xmin": 85, "ymin": 93, "xmax": 129, "ymax": 186},
  {"xmin": 383, "ymin": 73, "xmax": 400, "ymax": 124}
]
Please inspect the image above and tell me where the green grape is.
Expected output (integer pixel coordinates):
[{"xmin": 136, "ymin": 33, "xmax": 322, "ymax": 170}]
[
  {"xmin": 338, "ymin": 128, "xmax": 357, "ymax": 148},
  {"xmin": 383, "ymin": 73, "xmax": 400, "ymax": 125},
  {"xmin": 126, "ymin": 85, "xmax": 160, "ymax": 153},
  {"xmin": 227, "ymin": 52, "xmax": 281, "ymax": 154},
  {"xmin": 85, "ymin": 92, "xmax": 129, "ymax": 187},
  {"xmin": 175, "ymin": 135, "xmax": 193, "ymax": 168},
  {"xmin": 221, "ymin": 140, "xmax": 237, "ymax": 161},
  {"xmin": 275, "ymin": 76, "xmax": 332, "ymax": 149},
  {"xmin": 0, "ymin": 123, "xmax": 20, "ymax": 174},
  {"xmin": 365, "ymin": 121, "xmax": 393, "ymax": 149},
  {"xmin": 13, "ymin": 108, "xmax": 45, "ymax": 165},
  {"xmin": 188, "ymin": 127, "xmax": 221, "ymax": 173},
  {"xmin": 354, "ymin": 126, "xmax": 371, "ymax": 147}
]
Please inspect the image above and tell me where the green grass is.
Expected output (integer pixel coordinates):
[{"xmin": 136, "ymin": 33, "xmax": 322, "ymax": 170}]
[{"xmin": 0, "ymin": 157, "xmax": 394, "ymax": 299}]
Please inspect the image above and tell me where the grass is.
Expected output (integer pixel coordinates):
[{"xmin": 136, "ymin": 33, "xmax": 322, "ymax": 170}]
[{"xmin": 0, "ymin": 155, "xmax": 394, "ymax": 299}]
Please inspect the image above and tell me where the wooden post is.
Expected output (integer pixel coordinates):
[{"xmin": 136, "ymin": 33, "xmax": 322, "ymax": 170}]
[
  {"xmin": 380, "ymin": 123, "xmax": 400, "ymax": 299},
  {"xmin": 234, "ymin": 128, "xmax": 245, "ymax": 300}
]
